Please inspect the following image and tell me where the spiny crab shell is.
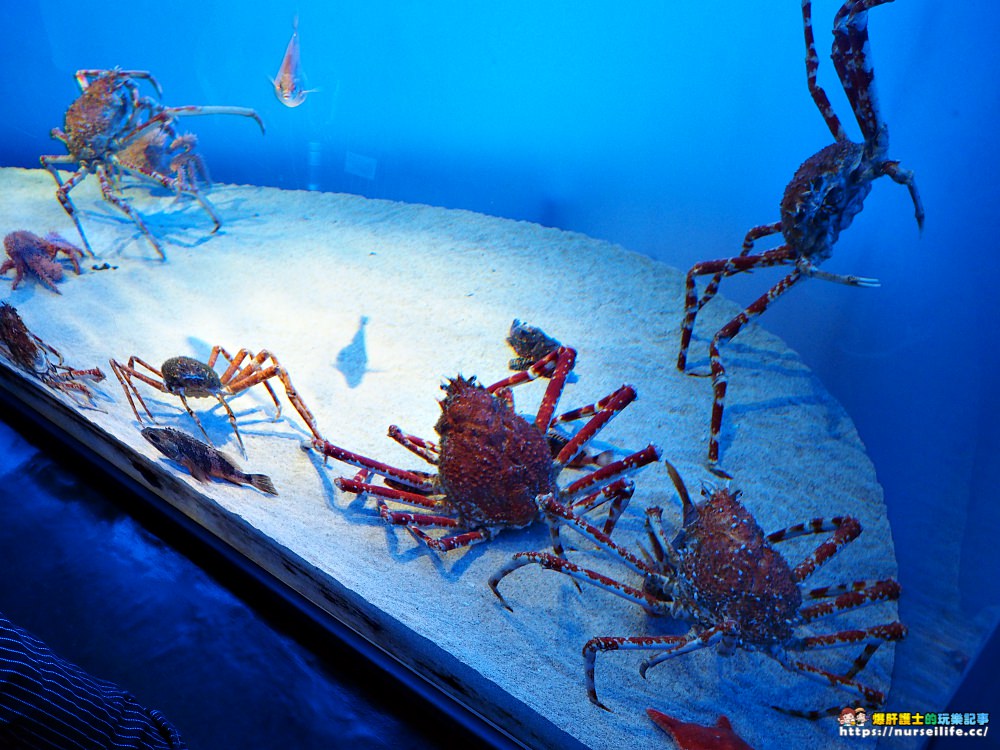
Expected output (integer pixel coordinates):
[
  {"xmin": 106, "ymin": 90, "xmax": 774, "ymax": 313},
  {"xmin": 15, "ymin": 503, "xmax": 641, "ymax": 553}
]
[
  {"xmin": 676, "ymin": 487, "xmax": 802, "ymax": 645},
  {"xmin": 2, "ymin": 230, "xmax": 83, "ymax": 294},
  {"xmin": 779, "ymin": 140, "xmax": 871, "ymax": 262},
  {"xmin": 435, "ymin": 375, "xmax": 556, "ymax": 529}
]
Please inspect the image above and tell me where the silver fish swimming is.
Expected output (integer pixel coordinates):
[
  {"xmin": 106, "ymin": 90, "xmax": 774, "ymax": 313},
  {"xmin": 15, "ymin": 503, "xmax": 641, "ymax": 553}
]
[
  {"xmin": 271, "ymin": 16, "xmax": 316, "ymax": 107},
  {"xmin": 141, "ymin": 426, "xmax": 278, "ymax": 495}
]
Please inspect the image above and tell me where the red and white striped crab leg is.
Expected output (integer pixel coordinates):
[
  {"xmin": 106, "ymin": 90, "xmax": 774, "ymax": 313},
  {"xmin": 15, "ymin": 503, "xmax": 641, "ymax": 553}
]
[
  {"xmin": 386, "ymin": 424, "xmax": 440, "ymax": 464},
  {"xmin": 486, "ymin": 345, "xmax": 576, "ymax": 431},
  {"xmin": 490, "ymin": 495, "xmax": 673, "ymax": 612}
]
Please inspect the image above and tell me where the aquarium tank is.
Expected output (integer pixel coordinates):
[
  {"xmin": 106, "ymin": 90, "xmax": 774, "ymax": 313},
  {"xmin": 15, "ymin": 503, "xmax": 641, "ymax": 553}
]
[{"xmin": 0, "ymin": 1, "xmax": 997, "ymax": 749}]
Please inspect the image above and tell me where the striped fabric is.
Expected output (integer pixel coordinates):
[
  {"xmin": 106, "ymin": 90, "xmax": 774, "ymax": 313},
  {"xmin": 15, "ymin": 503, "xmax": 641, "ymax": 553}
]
[{"xmin": 0, "ymin": 613, "xmax": 186, "ymax": 749}]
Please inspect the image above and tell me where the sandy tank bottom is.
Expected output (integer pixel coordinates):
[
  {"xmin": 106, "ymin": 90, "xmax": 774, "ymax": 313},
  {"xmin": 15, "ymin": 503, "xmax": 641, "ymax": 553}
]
[{"xmin": 0, "ymin": 167, "xmax": 901, "ymax": 749}]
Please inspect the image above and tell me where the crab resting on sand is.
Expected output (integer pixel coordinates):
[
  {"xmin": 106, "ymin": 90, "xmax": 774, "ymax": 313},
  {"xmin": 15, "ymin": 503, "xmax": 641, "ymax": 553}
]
[
  {"xmin": 491, "ymin": 459, "xmax": 904, "ymax": 716},
  {"xmin": 312, "ymin": 345, "xmax": 661, "ymax": 552}
]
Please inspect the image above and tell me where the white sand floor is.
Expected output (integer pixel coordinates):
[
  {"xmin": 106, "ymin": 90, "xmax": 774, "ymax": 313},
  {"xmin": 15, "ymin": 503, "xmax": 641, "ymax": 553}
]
[{"xmin": 0, "ymin": 166, "xmax": 901, "ymax": 749}]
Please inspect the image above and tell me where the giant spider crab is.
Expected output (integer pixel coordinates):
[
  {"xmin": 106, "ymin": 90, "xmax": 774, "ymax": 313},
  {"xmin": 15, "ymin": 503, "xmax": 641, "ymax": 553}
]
[
  {"xmin": 490, "ymin": 459, "xmax": 904, "ymax": 715},
  {"xmin": 311, "ymin": 345, "xmax": 661, "ymax": 552},
  {"xmin": 109, "ymin": 347, "xmax": 321, "ymax": 458},
  {"xmin": 676, "ymin": 0, "xmax": 924, "ymax": 472},
  {"xmin": 2, "ymin": 230, "xmax": 84, "ymax": 294},
  {"xmin": 40, "ymin": 69, "xmax": 264, "ymax": 259},
  {"xmin": 0, "ymin": 302, "xmax": 105, "ymax": 404}
]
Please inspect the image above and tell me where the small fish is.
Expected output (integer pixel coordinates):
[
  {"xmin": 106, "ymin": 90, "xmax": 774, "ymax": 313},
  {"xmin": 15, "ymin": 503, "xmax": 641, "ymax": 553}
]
[
  {"xmin": 141, "ymin": 426, "xmax": 278, "ymax": 495},
  {"xmin": 271, "ymin": 16, "xmax": 317, "ymax": 107}
]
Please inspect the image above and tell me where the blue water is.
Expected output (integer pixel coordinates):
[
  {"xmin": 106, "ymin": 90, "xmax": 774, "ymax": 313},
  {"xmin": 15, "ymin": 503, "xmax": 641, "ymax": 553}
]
[
  {"xmin": 0, "ymin": 406, "xmax": 491, "ymax": 749},
  {"xmin": 2, "ymin": 0, "xmax": 1000, "ymax": 743}
]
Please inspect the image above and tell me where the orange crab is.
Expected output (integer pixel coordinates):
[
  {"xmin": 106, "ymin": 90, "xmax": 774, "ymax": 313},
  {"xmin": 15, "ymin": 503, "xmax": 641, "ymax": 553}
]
[{"xmin": 110, "ymin": 347, "xmax": 321, "ymax": 458}]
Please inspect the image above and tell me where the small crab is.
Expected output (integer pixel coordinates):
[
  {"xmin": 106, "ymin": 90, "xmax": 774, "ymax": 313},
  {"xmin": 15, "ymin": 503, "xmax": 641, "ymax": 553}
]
[
  {"xmin": 40, "ymin": 68, "xmax": 264, "ymax": 259},
  {"xmin": 0, "ymin": 302, "xmax": 105, "ymax": 403},
  {"xmin": 506, "ymin": 318, "xmax": 561, "ymax": 372},
  {"xmin": 312, "ymin": 345, "xmax": 661, "ymax": 552},
  {"xmin": 676, "ymin": 0, "xmax": 923, "ymax": 472},
  {"xmin": 109, "ymin": 347, "xmax": 321, "ymax": 457},
  {"xmin": 2, "ymin": 231, "xmax": 85, "ymax": 294},
  {"xmin": 490, "ymin": 459, "xmax": 904, "ymax": 714},
  {"xmin": 504, "ymin": 319, "xmax": 611, "ymax": 469}
]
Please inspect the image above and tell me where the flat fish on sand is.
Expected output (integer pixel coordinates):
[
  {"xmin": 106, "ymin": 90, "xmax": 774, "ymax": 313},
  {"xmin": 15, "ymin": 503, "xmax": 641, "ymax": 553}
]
[{"xmin": 142, "ymin": 426, "xmax": 278, "ymax": 495}]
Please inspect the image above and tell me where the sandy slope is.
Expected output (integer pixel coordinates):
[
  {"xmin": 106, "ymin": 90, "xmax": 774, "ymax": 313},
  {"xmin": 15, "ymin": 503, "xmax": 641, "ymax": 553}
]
[{"xmin": 0, "ymin": 167, "xmax": 900, "ymax": 749}]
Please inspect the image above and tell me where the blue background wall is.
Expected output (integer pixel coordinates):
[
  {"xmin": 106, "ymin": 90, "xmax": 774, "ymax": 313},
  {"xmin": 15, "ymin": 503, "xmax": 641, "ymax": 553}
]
[{"xmin": 2, "ymin": 0, "xmax": 999, "ymax": 714}]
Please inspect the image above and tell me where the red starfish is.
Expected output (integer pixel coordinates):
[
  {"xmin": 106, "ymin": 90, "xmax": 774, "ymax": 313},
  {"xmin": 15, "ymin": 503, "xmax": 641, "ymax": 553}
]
[{"xmin": 647, "ymin": 708, "xmax": 756, "ymax": 750}]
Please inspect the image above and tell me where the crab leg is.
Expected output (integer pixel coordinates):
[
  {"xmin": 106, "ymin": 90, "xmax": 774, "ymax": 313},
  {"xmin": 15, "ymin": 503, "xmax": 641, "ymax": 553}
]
[
  {"xmin": 802, "ymin": 1, "xmax": 848, "ymax": 142},
  {"xmin": 123, "ymin": 107, "xmax": 266, "ymax": 141},
  {"xmin": 108, "ymin": 357, "xmax": 169, "ymax": 423},
  {"xmin": 212, "ymin": 347, "xmax": 261, "ymax": 396},
  {"xmin": 204, "ymin": 392, "xmax": 245, "ymax": 456},
  {"xmin": 406, "ymin": 526, "xmax": 492, "ymax": 553},
  {"xmin": 561, "ymin": 444, "xmax": 661, "ymax": 502},
  {"xmin": 769, "ymin": 646, "xmax": 892, "ymax": 707},
  {"xmin": 369, "ymin": 493, "xmax": 496, "ymax": 552},
  {"xmin": 337, "ymin": 478, "xmax": 444, "ymax": 509},
  {"xmin": 490, "ymin": 550, "xmax": 670, "ymax": 614},
  {"xmin": 75, "ymin": 69, "xmax": 162, "ymax": 97},
  {"xmin": 801, "ymin": 579, "xmax": 885, "ymax": 599},
  {"xmin": 568, "ymin": 478, "xmax": 634, "ymax": 534},
  {"xmin": 47, "ymin": 365, "xmax": 105, "ymax": 384},
  {"xmin": 486, "ymin": 347, "xmax": 566, "ymax": 393},
  {"xmin": 549, "ymin": 384, "xmax": 636, "ymax": 427},
  {"xmin": 508, "ymin": 481, "xmax": 638, "ymax": 588},
  {"xmin": 882, "ymin": 160, "xmax": 926, "ymax": 230},
  {"xmin": 95, "ymin": 165, "xmax": 166, "ymax": 259},
  {"xmin": 536, "ymin": 492, "xmax": 651, "ymax": 573},
  {"xmin": 40, "ymin": 377, "xmax": 100, "ymax": 406},
  {"xmin": 39, "ymin": 155, "xmax": 97, "ymax": 257},
  {"xmin": 678, "ymin": 222, "xmax": 784, "ymax": 371},
  {"xmin": 551, "ymin": 385, "xmax": 637, "ymax": 470},
  {"xmin": 485, "ymin": 346, "xmax": 577, "ymax": 431},
  {"xmin": 491, "ymin": 385, "xmax": 514, "ymax": 410},
  {"xmin": 583, "ymin": 625, "xmax": 732, "ymax": 710},
  {"xmin": 794, "ymin": 622, "xmax": 906, "ymax": 652},
  {"xmin": 677, "ymin": 246, "xmax": 796, "ymax": 374},
  {"xmin": 765, "ymin": 516, "xmax": 863, "ymax": 583},
  {"xmin": 774, "ymin": 621, "xmax": 903, "ymax": 719},
  {"xmin": 798, "ymin": 578, "xmax": 900, "ymax": 623},
  {"xmin": 534, "ymin": 347, "xmax": 576, "ymax": 431},
  {"xmin": 707, "ymin": 266, "xmax": 806, "ymax": 470},
  {"xmin": 214, "ymin": 347, "xmax": 280, "ymax": 412},
  {"xmin": 830, "ymin": 0, "xmax": 895, "ymax": 144},
  {"xmin": 111, "ymin": 154, "xmax": 223, "ymax": 233},
  {"xmin": 217, "ymin": 348, "xmax": 323, "ymax": 441},
  {"xmin": 641, "ymin": 504, "xmax": 686, "ymax": 573},
  {"xmin": 313, "ymin": 438, "xmax": 437, "ymax": 492},
  {"xmin": 383, "ymin": 425, "xmax": 438, "ymax": 464},
  {"xmin": 26, "ymin": 336, "xmax": 64, "ymax": 367}
]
